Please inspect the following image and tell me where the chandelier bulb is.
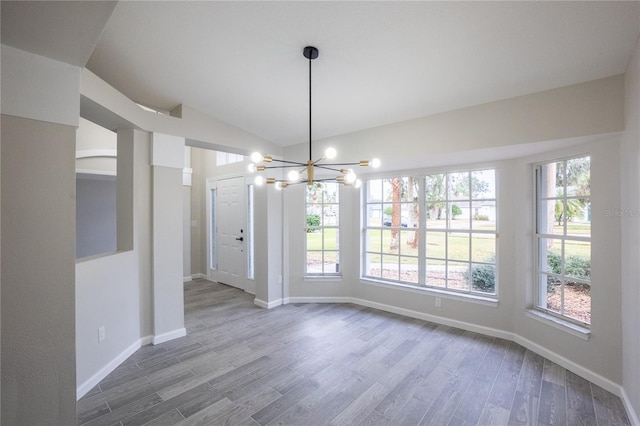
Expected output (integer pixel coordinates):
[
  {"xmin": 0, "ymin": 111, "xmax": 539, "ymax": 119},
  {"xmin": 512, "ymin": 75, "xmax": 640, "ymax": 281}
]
[
  {"xmin": 247, "ymin": 163, "xmax": 257, "ymax": 173},
  {"xmin": 354, "ymin": 179, "xmax": 362, "ymax": 189},
  {"xmin": 344, "ymin": 169, "xmax": 357, "ymax": 185},
  {"xmin": 324, "ymin": 147, "xmax": 337, "ymax": 160},
  {"xmin": 254, "ymin": 175, "xmax": 265, "ymax": 186},
  {"xmin": 287, "ymin": 170, "xmax": 301, "ymax": 182},
  {"xmin": 251, "ymin": 152, "xmax": 264, "ymax": 163},
  {"xmin": 371, "ymin": 158, "xmax": 381, "ymax": 168}
]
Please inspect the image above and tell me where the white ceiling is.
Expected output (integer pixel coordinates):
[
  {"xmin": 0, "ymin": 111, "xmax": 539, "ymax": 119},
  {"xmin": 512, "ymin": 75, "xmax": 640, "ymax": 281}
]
[{"xmin": 3, "ymin": 1, "xmax": 640, "ymax": 147}]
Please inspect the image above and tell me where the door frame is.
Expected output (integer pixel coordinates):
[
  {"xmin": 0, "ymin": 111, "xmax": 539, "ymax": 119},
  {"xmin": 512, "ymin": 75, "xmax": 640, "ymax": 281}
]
[{"xmin": 206, "ymin": 175, "xmax": 254, "ymax": 292}]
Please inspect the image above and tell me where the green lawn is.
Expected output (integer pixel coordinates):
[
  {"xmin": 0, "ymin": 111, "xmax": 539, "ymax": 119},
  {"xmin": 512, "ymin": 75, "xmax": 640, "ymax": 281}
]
[
  {"xmin": 307, "ymin": 222, "xmax": 589, "ymax": 263},
  {"xmin": 306, "ymin": 229, "xmax": 338, "ymax": 251}
]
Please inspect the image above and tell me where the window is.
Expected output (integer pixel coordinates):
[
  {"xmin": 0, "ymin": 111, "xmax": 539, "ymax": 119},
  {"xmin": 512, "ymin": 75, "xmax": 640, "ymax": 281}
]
[
  {"xmin": 363, "ymin": 169, "xmax": 497, "ymax": 297},
  {"xmin": 425, "ymin": 170, "xmax": 497, "ymax": 294},
  {"xmin": 364, "ymin": 177, "xmax": 420, "ymax": 284},
  {"xmin": 306, "ymin": 182, "xmax": 340, "ymax": 275},
  {"xmin": 247, "ymin": 184, "xmax": 255, "ymax": 280},
  {"xmin": 535, "ymin": 156, "xmax": 591, "ymax": 326},
  {"xmin": 216, "ymin": 151, "xmax": 244, "ymax": 166}
]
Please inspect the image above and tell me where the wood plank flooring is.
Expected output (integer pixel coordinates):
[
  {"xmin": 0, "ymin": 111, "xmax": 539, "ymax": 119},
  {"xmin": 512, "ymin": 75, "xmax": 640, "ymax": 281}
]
[{"xmin": 78, "ymin": 279, "xmax": 630, "ymax": 425}]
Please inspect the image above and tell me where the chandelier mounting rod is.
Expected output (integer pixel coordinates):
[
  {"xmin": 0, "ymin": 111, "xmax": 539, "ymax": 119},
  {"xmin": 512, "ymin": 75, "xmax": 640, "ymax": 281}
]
[
  {"xmin": 303, "ymin": 46, "xmax": 318, "ymax": 162},
  {"xmin": 247, "ymin": 45, "xmax": 379, "ymax": 189}
]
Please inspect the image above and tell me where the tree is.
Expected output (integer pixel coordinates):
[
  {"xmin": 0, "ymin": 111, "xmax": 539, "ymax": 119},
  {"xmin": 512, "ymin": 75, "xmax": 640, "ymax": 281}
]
[
  {"xmin": 407, "ymin": 177, "xmax": 419, "ymax": 248},
  {"xmin": 451, "ymin": 173, "xmax": 489, "ymax": 199},
  {"xmin": 425, "ymin": 174, "xmax": 446, "ymax": 220},
  {"xmin": 390, "ymin": 178, "xmax": 401, "ymax": 250},
  {"xmin": 451, "ymin": 204, "xmax": 462, "ymax": 218}
]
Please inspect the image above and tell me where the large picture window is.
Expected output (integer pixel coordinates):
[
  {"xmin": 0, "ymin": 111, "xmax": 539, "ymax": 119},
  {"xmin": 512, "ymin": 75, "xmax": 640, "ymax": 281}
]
[
  {"xmin": 535, "ymin": 156, "xmax": 591, "ymax": 326},
  {"xmin": 425, "ymin": 170, "xmax": 497, "ymax": 294},
  {"xmin": 363, "ymin": 169, "xmax": 497, "ymax": 296},
  {"xmin": 306, "ymin": 182, "xmax": 340, "ymax": 275},
  {"xmin": 364, "ymin": 178, "xmax": 420, "ymax": 284}
]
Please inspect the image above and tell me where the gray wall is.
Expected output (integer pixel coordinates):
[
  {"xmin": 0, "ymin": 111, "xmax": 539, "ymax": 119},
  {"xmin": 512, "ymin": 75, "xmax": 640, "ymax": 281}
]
[
  {"xmin": 621, "ymin": 34, "xmax": 640, "ymax": 420},
  {"xmin": 75, "ymin": 129, "xmax": 152, "ymax": 396},
  {"xmin": 1, "ymin": 45, "xmax": 79, "ymax": 425},
  {"xmin": 76, "ymin": 175, "xmax": 117, "ymax": 258},
  {"xmin": 1, "ymin": 115, "xmax": 77, "ymax": 425}
]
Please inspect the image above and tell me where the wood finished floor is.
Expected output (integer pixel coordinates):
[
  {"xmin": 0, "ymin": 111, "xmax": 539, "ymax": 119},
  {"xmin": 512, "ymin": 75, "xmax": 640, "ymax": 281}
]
[{"xmin": 78, "ymin": 279, "xmax": 630, "ymax": 426}]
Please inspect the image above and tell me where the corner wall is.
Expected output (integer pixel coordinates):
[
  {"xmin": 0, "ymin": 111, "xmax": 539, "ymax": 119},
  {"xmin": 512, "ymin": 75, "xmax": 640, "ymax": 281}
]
[
  {"xmin": 621, "ymin": 34, "xmax": 640, "ymax": 421},
  {"xmin": 75, "ymin": 129, "xmax": 153, "ymax": 397},
  {"xmin": 1, "ymin": 45, "xmax": 79, "ymax": 425},
  {"xmin": 1, "ymin": 116, "xmax": 78, "ymax": 424}
]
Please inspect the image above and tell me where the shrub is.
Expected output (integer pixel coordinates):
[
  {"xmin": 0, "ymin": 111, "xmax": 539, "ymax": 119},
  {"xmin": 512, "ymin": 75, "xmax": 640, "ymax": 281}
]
[
  {"xmin": 465, "ymin": 257, "xmax": 495, "ymax": 293},
  {"xmin": 565, "ymin": 256, "xmax": 590, "ymax": 280},
  {"xmin": 451, "ymin": 204, "xmax": 462, "ymax": 218},
  {"xmin": 547, "ymin": 252, "xmax": 562, "ymax": 274},
  {"xmin": 473, "ymin": 214, "xmax": 489, "ymax": 221},
  {"xmin": 306, "ymin": 213, "xmax": 320, "ymax": 232},
  {"xmin": 546, "ymin": 252, "xmax": 590, "ymax": 281}
]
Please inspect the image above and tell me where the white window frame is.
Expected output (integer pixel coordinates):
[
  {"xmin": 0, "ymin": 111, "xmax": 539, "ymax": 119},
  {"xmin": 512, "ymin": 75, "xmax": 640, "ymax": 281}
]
[
  {"xmin": 534, "ymin": 155, "xmax": 591, "ymax": 328},
  {"xmin": 362, "ymin": 168, "xmax": 498, "ymax": 298},
  {"xmin": 305, "ymin": 182, "xmax": 341, "ymax": 277}
]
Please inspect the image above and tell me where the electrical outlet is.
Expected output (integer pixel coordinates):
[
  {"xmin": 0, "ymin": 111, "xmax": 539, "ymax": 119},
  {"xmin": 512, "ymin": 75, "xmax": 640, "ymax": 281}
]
[
  {"xmin": 98, "ymin": 326, "xmax": 106, "ymax": 342},
  {"xmin": 435, "ymin": 297, "xmax": 442, "ymax": 308}
]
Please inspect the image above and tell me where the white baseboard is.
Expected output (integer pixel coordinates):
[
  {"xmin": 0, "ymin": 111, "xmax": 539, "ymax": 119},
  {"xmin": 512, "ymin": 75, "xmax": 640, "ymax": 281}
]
[
  {"xmin": 152, "ymin": 328, "xmax": 186, "ymax": 345},
  {"xmin": 254, "ymin": 298, "xmax": 283, "ymax": 309},
  {"xmin": 76, "ymin": 334, "xmax": 152, "ymax": 400},
  {"xmin": 621, "ymin": 388, "xmax": 640, "ymax": 426},
  {"xmin": 512, "ymin": 334, "xmax": 621, "ymax": 397},
  {"xmin": 283, "ymin": 295, "xmax": 629, "ymax": 407},
  {"xmin": 191, "ymin": 273, "xmax": 207, "ymax": 280},
  {"xmin": 286, "ymin": 296, "xmax": 512, "ymax": 341},
  {"xmin": 351, "ymin": 297, "xmax": 514, "ymax": 341},
  {"xmin": 288, "ymin": 296, "xmax": 353, "ymax": 304},
  {"xmin": 183, "ymin": 276, "xmax": 192, "ymax": 282}
]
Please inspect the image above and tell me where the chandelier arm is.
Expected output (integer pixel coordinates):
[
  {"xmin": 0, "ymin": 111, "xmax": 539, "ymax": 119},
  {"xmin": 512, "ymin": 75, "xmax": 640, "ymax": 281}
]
[
  {"xmin": 261, "ymin": 164, "xmax": 307, "ymax": 169},
  {"xmin": 321, "ymin": 162, "xmax": 362, "ymax": 166},
  {"xmin": 314, "ymin": 165, "xmax": 344, "ymax": 173},
  {"xmin": 268, "ymin": 159, "xmax": 307, "ymax": 165}
]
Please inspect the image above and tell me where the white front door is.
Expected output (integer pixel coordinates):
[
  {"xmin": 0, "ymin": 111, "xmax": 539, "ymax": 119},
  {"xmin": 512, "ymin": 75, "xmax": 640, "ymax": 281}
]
[{"xmin": 214, "ymin": 176, "xmax": 246, "ymax": 289}]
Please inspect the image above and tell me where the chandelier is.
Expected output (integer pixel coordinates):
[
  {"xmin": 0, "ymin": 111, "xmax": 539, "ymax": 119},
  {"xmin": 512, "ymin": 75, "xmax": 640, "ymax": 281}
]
[{"xmin": 248, "ymin": 46, "xmax": 380, "ymax": 189}]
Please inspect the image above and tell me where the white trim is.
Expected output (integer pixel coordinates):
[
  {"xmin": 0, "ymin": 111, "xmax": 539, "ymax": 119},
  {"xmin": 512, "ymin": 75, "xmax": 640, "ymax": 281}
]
[
  {"xmin": 288, "ymin": 296, "xmax": 353, "ymax": 304},
  {"xmin": 351, "ymin": 297, "xmax": 513, "ymax": 341},
  {"xmin": 360, "ymin": 278, "xmax": 499, "ymax": 307},
  {"xmin": 75, "ymin": 169, "xmax": 117, "ymax": 177},
  {"xmin": 254, "ymin": 298, "xmax": 283, "ymax": 309},
  {"xmin": 287, "ymin": 296, "xmax": 510, "ymax": 340},
  {"xmin": 513, "ymin": 334, "xmax": 620, "ymax": 396},
  {"xmin": 621, "ymin": 388, "xmax": 640, "ymax": 426},
  {"xmin": 526, "ymin": 309, "xmax": 590, "ymax": 340},
  {"xmin": 191, "ymin": 273, "xmax": 207, "ymax": 280},
  {"xmin": 76, "ymin": 335, "xmax": 153, "ymax": 400},
  {"xmin": 75, "ymin": 149, "xmax": 117, "ymax": 159},
  {"xmin": 183, "ymin": 276, "xmax": 192, "ymax": 283},
  {"xmin": 152, "ymin": 328, "xmax": 186, "ymax": 345},
  {"xmin": 282, "ymin": 295, "xmax": 627, "ymax": 405}
]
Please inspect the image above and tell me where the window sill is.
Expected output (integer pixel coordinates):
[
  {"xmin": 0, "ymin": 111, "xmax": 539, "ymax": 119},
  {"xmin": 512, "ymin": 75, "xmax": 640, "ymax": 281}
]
[
  {"xmin": 360, "ymin": 277, "xmax": 498, "ymax": 307},
  {"xmin": 526, "ymin": 309, "xmax": 591, "ymax": 340},
  {"xmin": 304, "ymin": 275, "xmax": 342, "ymax": 282}
]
